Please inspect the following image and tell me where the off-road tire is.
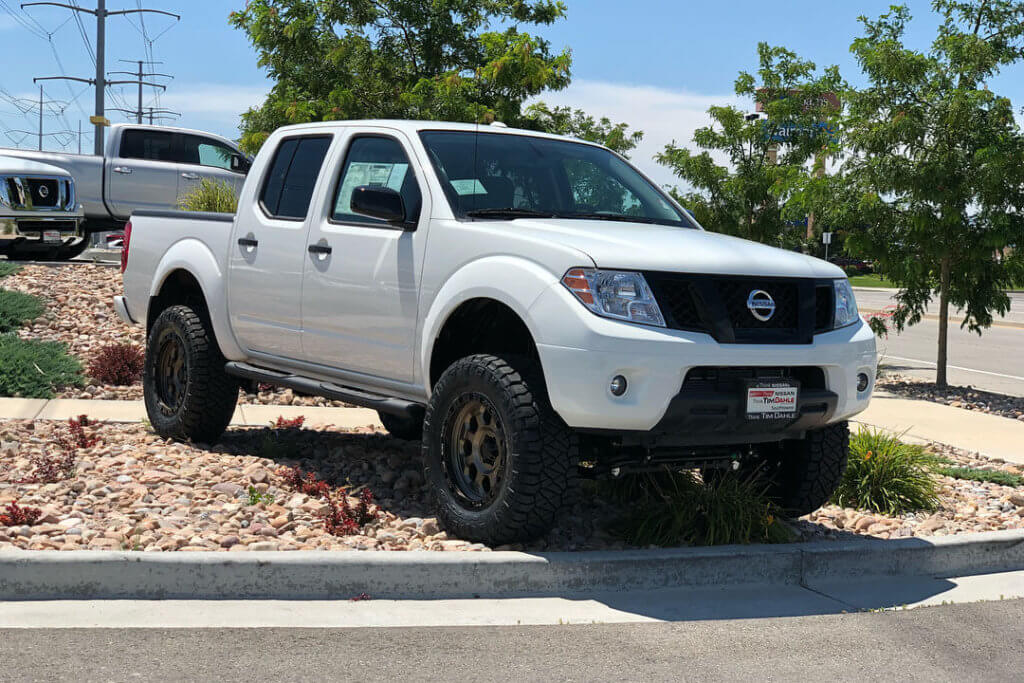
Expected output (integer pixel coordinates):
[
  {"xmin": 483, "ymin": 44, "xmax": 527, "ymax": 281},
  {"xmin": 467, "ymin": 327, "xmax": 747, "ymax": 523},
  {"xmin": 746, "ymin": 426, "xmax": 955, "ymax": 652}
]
[
  {"xmin": 423, "ymin": 354, "xmax": 579, "ymax": 545},
  {"xmin": 763, "ymin": 421, "xmax": 850, "ymax": 516},
  {"xmin": 143, "ymin": 304, "xmax": 238, "ymax": 444},
  {"xmin": 378, "ymin": 410, "xmax": 424, "ymax": 440}
]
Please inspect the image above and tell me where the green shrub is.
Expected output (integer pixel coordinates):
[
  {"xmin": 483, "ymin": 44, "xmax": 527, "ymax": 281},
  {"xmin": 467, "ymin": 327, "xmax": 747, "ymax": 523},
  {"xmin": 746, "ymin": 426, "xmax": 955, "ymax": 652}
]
[
  {"xmin": 832, "ymin": 428, "xmax": 941, "ymax": 514},
  {"xmin": 0, "ymin": 288, "xmax": 44, "ymax": 332},
  {"xmin": 177, "ymin": 179, "xmax": 239, "ymax": 213},
  {"xmin": 0, "ymin": 262, "xmax": 22, "ymax": 278},
  {"xmin": 0, "ymin": 334, "xmax": 83, "ymax": 398},
  {"xmin": 936, "ymin": 466, "xmax": 1023, "ymax": 488},
  {"xmin": 606, "ymin": 468, "xmax": 793, "ymax": 547}
]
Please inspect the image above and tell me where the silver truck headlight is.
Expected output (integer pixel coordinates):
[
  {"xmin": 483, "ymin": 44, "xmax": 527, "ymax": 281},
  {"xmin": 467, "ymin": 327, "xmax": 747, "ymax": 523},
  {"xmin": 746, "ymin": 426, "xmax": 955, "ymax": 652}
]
[
  {"xmin": 562, "ymin": 268, "xmax": 666, "ymax": 327},
  {"xmin": 834, "ymin": 278, "xmax": 859, "ymax": 328}
]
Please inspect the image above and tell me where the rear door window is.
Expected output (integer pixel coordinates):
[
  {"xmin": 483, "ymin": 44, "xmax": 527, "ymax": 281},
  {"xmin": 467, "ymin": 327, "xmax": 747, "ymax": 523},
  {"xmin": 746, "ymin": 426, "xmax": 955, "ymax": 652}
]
[
  {"xmin": 259, "ymin": 136, "xmax": 332, "ymax": 220},
  {"xmin": 119, "ymin": 129, "xmax": 175, "ymax": 162}
]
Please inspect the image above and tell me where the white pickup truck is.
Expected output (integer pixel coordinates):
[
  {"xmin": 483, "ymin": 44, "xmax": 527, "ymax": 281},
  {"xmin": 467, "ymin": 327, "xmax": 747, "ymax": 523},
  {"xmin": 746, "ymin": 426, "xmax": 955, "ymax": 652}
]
[{"xmin": 116, "ymin": 120, "xmax": 877, "ymax": 543}]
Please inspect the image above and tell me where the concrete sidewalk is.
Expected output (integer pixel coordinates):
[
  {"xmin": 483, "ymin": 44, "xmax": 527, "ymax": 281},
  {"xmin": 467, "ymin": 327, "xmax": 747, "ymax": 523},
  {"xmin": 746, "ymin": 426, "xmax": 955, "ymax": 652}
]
[
  {"xmin": 0, "ymin": 397, "xmax": 383, "ymax": 430},
  {"xmin": 855, "ymin": 391, "xmax": 1024, "ymax": 464},
  {"xmin": 1, "ymin": 392, "xmax": 1021, "ymax": 463}
]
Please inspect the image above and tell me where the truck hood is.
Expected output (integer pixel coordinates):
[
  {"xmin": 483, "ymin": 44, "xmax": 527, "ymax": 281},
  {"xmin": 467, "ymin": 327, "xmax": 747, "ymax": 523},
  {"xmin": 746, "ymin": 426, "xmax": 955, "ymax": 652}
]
[
  {"xmin": 0, "ymin": 153, "xmax": 72, "ymax": 177},
  {"xmin": 502, "ymin": 218, "xmax": 844, "ymax": 279}
]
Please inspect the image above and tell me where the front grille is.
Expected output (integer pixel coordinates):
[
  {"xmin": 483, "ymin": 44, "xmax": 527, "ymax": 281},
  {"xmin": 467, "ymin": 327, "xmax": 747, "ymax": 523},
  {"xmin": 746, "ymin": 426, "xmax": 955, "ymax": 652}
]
[
  {"xmin": 681, "ymin": 366, "xmax": 827, "ymax": 393},
  {"xmin": 26, "ymin": 179, "xmax": 59, "ymax": 207},
  {"xmin": 645, "ymin": 272, "xmax": 835, "ymax": 344}
]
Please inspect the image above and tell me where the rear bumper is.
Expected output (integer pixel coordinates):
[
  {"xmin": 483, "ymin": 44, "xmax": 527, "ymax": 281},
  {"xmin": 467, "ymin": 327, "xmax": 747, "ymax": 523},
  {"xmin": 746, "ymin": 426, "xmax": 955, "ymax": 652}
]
[{"xmin": 113, "ymin": 295, "xmax": 137, "ymax": 325}]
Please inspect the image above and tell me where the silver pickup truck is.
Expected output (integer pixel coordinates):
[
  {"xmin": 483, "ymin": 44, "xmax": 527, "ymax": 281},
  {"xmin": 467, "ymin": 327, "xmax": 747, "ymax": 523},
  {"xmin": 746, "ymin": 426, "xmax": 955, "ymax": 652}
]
[
  {"xmin": 1, "ymin": 123, "xmax": 250, "ymax": 235},
  {"xmin": 0, "ymin": 155, "xmax": 84, "ymax": 260}
]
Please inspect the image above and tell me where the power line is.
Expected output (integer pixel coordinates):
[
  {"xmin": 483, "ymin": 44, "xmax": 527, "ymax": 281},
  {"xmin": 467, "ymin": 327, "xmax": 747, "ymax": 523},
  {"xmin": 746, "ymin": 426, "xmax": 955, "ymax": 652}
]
[{"xmin": 21, "ymin": 1, "xmax": 180, "ymax": 154}]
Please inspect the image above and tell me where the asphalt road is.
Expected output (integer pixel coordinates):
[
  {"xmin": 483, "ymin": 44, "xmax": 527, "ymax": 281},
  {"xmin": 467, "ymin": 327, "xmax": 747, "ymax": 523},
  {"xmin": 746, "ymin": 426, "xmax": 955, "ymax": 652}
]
[
  {"xmin": 2, "ymin": 599, "xmax": 1021, "ymax": 682},
  {"xmin": 856, "ymin": 289, "xmax": 1024, "ymax": 396}
]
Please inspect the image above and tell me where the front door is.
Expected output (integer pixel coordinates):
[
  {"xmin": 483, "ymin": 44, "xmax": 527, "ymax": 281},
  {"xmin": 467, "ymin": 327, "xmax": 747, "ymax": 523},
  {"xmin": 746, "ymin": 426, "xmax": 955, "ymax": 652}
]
[
  {"xmin": 227, "ymin": 134, "xmax": 334, "ymax": 359},
  {"xmin": 177, "ymin": 133, "xmax": 247, "ymax": 203},
  {"xmin": 300, "ymin": 132, "xmax": 428, "ymax": 383},
  {"xmin": 106, "ymin": 128, "xmax": 180, "ymax": 218}
]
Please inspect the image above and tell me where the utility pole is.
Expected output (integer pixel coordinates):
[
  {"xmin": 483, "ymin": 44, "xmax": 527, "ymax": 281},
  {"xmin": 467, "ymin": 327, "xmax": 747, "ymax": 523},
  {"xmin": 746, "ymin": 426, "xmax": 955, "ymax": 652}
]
[
  {"xmin": 78, "ymin": 120, "xmax": 81, "ymax": 154},
  {"xmin": 22, "ymin": 2, "xmax": 179, "ymax": 155},
  {"xmin": 38, "ymin": 85, "xmax": 43, "ymax": 151},
  {"xmin": 108, "ymin": 60, "xmax": 172, "ymax": 124}
]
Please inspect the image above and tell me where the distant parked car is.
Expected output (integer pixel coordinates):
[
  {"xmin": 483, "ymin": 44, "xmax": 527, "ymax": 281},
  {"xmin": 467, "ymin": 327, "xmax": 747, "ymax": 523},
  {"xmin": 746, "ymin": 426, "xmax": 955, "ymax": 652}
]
[{"xmin": 828, "ymin": 256, "xmax": 873, "ymax": 274}]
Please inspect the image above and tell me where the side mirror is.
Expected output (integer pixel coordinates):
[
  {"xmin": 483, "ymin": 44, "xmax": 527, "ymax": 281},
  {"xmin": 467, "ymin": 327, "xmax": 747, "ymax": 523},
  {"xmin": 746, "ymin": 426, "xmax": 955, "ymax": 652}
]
[
  {"xmin": 351, "ymin": 185, "xmax": 407, "ymax": 225},
  {"xmin": 230, "ymin": 154, "xmax": 251, "ymax": 174}
]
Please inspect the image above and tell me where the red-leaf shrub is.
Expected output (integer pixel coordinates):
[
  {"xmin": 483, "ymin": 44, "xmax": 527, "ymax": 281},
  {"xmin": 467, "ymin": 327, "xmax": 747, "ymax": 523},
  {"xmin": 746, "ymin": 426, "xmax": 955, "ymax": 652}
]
[
  {"xmin": 273, "ymin": 415, "xmax": 305, "ymax": 430},
  {"xmin": 20, "ymin": 415, "xmax": 97, "ymax": 483},
  {"xmin": 276, "ymin": 465, "xmax": 331, "ymax": 499},
  {"xmin": 0, "ymin": 501, "xmax": 42, "ymax": 526},
  {"xmin": 55, "ymin": 415, "xmax": 100, "ymax": 451},
  {"xmin": 88, "ymin": 343, "xmax": 145, "ymax": 385},
  {"xmin": 322, "ymin": 489, "xmax": 378, "ymax": 536}
]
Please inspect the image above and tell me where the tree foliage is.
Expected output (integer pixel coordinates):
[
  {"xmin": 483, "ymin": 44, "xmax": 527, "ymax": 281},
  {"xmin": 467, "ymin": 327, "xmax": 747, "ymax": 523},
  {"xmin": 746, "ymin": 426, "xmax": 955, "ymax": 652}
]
[
  {"xmin": 230, "ymin": 0, "xmax": 575, "ymax": 153},
  {"xmin": 523, "ymin": 102, "xmax": 643, "ymax": 157},
  {"xmin": 815, "ymin": 1, "xmax": 1024, "ymax": 386},
  {"xmin": 656, "ymin": 43, "xmax": 843, "ymax": 246}
]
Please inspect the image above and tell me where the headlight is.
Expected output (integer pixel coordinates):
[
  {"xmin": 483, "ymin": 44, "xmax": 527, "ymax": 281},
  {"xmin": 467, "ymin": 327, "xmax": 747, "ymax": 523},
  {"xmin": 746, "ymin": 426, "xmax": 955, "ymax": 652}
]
[
  {"xmin": 561, "ymin": 268, "xmax": 666, "ymax": 327},
  {"xmin": 833, "ymin": 278, "xmax": 859, "ymax": 328}
]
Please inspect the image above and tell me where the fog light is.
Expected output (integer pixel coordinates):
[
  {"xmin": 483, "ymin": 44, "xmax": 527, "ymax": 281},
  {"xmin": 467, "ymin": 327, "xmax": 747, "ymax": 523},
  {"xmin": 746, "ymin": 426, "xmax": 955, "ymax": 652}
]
[
  {"xmin": 610, "ymin": 375, "xmax": 628, "ymax": 396},
  {"xmin": 857, "ymin": 373, "xmax": 870, "ymax": 393}
]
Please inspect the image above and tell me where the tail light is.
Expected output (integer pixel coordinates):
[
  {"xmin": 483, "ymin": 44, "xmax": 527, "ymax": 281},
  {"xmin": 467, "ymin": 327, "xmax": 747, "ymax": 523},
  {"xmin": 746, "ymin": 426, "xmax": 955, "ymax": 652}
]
[{"xmin": 120, "ymin": 220, "xmax": 132, "ymax": 274}]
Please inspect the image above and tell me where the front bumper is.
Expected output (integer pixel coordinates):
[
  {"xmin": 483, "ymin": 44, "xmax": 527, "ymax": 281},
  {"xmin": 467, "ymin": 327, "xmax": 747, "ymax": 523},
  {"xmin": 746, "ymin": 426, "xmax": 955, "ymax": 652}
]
[{"xmin": 529, "ymin": 282, "xmax": 877, "ymax": 438}]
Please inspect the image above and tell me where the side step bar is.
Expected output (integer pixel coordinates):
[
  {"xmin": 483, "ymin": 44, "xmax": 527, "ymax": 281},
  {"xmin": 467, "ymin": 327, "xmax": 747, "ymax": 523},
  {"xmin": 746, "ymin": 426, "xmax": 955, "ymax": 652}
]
[{"xmin": 224, "ymin": 362, "xmax": 424, "ymax": 419}]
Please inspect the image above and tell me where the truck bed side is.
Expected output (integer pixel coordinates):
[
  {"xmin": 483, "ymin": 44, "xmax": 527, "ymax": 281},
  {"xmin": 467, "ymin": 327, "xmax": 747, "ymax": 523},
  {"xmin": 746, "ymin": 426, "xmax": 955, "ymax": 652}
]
[{"xmin": 122, "ymin": 210, "xmax": 243, "ymax": 358}]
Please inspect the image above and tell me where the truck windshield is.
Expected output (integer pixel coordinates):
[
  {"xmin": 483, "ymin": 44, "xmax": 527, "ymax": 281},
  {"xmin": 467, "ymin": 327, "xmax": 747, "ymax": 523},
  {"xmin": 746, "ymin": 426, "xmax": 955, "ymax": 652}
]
[{"xmin": 418, "ymin": 130, "xmax": 697, "ymax": 228}]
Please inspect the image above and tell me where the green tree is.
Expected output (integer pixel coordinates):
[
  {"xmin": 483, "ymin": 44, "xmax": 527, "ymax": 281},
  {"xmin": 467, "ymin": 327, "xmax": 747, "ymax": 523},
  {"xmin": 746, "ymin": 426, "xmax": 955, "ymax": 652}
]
[
  {"xmin": 230, "ymin": 0, "xmax": 574, "ymax": 153},
  {"xmin": 655, "ymin": 43, "xmax": 843, "ymax": 246},
  {"xmin": 823, "ymin": 2, "xmax": 1024, "ymax": 387},
  {"xmin": 523, "ymin": 103, "xmax": 643, "ymax": 156}
]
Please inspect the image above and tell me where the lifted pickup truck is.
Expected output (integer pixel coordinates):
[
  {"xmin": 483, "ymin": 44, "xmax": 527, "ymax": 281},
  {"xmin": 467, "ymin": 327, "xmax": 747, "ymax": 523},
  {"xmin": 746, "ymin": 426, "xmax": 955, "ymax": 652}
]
[
  {"xmin": 0, "ymin": 155, "xmax": 84, "ymax": 260},
  {"xmin": 1, "ymin": 123, "xmax": 249, "ymax": 234},
  {"xmin": 117, "ymin": 120, "xmax": 877, "ymax": 543}
]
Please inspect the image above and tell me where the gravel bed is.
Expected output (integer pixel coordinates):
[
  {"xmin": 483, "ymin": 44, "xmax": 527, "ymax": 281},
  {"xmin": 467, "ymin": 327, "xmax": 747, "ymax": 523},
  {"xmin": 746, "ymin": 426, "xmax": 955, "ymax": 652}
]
[
  {"xmin": 1, "ymin": 418, "xmax": 1021, "ymax": 553},
  {"xmin": 877, "ymin": 373, "xmax": 1024, "ymax": 421},
  {"xmin": 2, "ymin": 264, "xmax": 349, "ymax": 407}
]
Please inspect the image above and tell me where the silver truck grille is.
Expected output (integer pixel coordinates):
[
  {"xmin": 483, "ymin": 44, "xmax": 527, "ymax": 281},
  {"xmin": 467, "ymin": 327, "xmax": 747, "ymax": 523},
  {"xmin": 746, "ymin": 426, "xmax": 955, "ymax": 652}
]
[{"xmin": 0, "ymin": 174, "xmax": 75, "ymax": 212}]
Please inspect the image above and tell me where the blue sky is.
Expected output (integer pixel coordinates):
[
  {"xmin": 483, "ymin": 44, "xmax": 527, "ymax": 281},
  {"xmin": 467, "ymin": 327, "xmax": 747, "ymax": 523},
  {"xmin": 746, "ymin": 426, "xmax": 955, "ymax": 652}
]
[{"xmin": 2, "ymin": 1, "xmax": 1022, "ymax": 187}]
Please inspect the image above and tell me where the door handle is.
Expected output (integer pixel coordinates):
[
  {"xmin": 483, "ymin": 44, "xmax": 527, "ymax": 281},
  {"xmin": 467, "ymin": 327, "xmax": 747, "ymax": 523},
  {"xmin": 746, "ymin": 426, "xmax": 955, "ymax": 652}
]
[
  {"xmin": 113, "ymin": 166, "xmax": 133, "ymax": 175},
  {"xmin": 237, "ymin": 237, "xmax": 259, "ymax": 248},
  {"xmin": 308, "ymin": 243, "xmax": 332, "ymax": 255},
  {"xmin": 181, "ymin": 172, "xmax": 201, "ymax": 180}
]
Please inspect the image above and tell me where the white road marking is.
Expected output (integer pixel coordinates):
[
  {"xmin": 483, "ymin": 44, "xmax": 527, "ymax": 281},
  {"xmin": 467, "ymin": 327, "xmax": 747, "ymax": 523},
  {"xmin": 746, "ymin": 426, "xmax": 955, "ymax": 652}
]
[{"xmin": 883, "ymin": 355, "xmax": 1024, "ymax": 382}]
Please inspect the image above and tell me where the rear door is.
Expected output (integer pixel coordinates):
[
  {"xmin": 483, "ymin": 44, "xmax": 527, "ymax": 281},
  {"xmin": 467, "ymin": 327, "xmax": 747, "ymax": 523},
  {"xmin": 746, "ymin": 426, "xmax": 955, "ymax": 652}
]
[
  {"xmin": 105, "ymin": 128, "xmax": 181, "ymax": 217},
  {"xmin": 177, "ymin": 133, "xmax": 247, "ymax": 202},
  {"xmin": 227, "ymin": 134, "xmax": 334, "ymax": 359}
]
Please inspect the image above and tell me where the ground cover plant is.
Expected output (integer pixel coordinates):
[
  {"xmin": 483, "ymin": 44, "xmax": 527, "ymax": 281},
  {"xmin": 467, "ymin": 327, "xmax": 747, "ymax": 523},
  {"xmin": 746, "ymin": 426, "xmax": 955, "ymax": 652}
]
[
  {"xmin": 0, "ymin": 334, "xmax": 83, "ymax": 399},
  {"xmin": 0, "ymin": 262, "xmax": 21, "ymax": 278},
  {"xmin": 936, "ymin": 466, "xmax": 1023, "ymax": 489},
  {"xmin": 831, "ymin": 428, "xmax": 941, "ymax": 515},
  {"xmin": 602, "ymin": 468, "xmax": 793, "ymax": 547},
  {"xmin": 0, "ymin": 288, "xmax": 44, "ymax": 332}
]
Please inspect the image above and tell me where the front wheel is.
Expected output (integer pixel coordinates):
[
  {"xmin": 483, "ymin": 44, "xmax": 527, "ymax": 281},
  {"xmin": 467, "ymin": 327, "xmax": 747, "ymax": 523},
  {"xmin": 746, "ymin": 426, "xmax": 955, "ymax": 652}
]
[
  {"xmin": 760, "ymin": 421, "xmax": 850, "ymax": 516},
  {"xmin": 422, "ymin": 354, "xmax": 579, "ymax": 545},
  {"xmin": 143, "ymin": 304, "xmax": 239, "ymax": 443}
]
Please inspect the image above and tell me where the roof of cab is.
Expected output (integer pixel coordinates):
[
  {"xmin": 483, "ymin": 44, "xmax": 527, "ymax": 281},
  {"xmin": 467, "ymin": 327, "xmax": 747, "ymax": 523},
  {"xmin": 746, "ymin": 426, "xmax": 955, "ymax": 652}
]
[{"xmin": 270, "ymin": 119, "xmax": 602, "ymax": 147}]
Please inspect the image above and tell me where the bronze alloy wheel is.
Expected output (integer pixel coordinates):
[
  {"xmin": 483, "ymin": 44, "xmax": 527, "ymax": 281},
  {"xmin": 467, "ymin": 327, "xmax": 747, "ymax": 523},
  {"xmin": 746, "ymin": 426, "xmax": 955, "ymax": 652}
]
[
  {"xmin": 444, "ymin": 393, "xmax": 507, "ymax": 507},
  {"xmin": 153, "ymin": 328, "xmax": 188, "ymax": 415}
]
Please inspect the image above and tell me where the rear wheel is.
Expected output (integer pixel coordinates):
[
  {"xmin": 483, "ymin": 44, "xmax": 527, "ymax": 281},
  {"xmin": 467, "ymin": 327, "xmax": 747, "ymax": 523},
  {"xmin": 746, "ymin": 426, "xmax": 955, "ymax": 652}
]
[
  {"xmin": 423, "ymin": 354, "xmax": 579, "ymax": 545},
  {"xmin": 143, "ymin": 304, "xmax": 239, "ymax": 443}
]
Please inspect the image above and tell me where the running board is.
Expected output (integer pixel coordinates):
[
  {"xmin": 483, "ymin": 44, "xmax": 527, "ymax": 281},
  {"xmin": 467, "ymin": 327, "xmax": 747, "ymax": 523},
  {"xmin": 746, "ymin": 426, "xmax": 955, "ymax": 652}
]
[{"xmin": 224, "ymin": 362, "xmax": 423, "ymax": 419}]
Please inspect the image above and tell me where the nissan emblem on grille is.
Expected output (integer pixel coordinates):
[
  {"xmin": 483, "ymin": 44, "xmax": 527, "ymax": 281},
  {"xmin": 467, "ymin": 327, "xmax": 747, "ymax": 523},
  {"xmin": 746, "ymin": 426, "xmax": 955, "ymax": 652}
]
[
  {"xmin": 746, "ymin": 289, "xmax": 776, "ymax": 322},
  {"xmin": 37, "ymin": 185, "xmax": 49, "ymax": 198}
]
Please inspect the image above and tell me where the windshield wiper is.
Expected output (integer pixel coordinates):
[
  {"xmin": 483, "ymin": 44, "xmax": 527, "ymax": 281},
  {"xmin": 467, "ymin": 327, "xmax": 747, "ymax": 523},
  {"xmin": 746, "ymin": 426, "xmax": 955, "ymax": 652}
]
[
  {"xmin": 559, "ymin": 212, "xmax": 661, "ymax": 224},
  {"xmin": 465, "ymin": 207, "xmax": 557, "ymax": 219}
]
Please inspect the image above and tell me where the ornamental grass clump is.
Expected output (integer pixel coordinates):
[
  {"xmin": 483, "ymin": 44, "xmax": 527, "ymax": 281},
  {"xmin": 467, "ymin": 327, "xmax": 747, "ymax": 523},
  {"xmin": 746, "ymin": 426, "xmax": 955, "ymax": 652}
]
[
  {"xmin": 606, "ymin": 468, "xmax": 793, "ymax": 547},
  {"xmin": 831, "ymin": 427, "xmax": 941, "ymax": 515},
  {"xmin": 88, "ymin": 343, "xmax": 145, "ymax": 385},
  {"xmin": 177, "ymin": 178, "xmax": 239, "ymax": 213}
]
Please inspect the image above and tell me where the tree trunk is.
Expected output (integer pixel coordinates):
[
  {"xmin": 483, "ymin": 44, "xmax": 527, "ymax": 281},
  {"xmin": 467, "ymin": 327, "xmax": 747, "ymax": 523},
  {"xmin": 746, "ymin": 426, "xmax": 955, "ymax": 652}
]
[{"xmin": 936, "ymin": 255, "xmax": 951, "ymax": 388}]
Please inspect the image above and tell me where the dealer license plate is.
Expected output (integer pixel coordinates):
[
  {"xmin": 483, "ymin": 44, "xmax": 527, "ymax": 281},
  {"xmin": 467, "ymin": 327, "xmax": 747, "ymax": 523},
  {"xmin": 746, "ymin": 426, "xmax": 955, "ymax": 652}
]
[
  {"xmin": 745, "ymin": 381, "xmax": 799, "ymax": 420},
  {"xmin": 42, "ymin": 230, "xmax": 61, "ymax": 243}
]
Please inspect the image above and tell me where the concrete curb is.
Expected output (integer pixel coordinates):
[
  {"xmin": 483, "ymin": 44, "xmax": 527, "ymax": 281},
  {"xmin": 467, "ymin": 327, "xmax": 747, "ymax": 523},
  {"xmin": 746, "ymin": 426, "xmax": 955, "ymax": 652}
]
[{"xmin": 1, "ymin": 529, "xmax": 1021, "ymax": 601}]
